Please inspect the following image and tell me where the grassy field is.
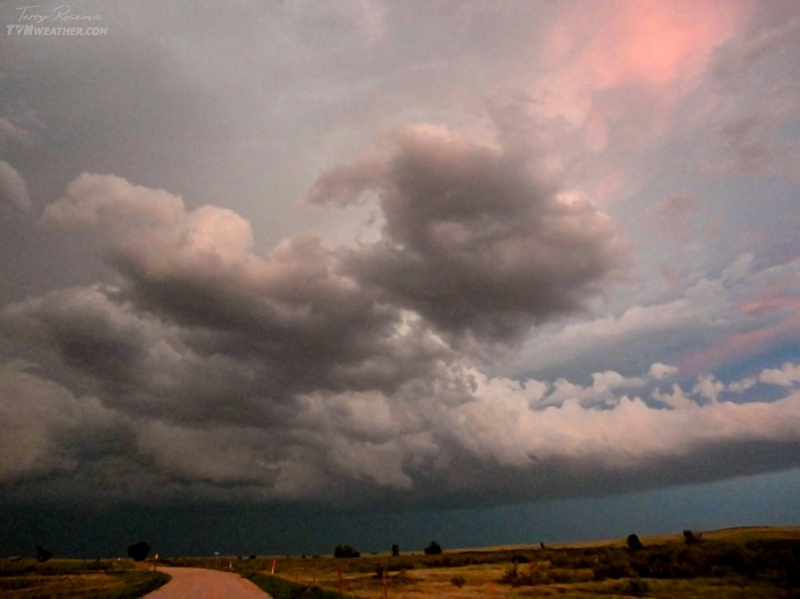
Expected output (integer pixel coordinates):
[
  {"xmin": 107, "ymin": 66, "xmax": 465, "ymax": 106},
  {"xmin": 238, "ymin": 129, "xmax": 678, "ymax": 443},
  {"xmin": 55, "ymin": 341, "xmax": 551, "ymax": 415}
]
[
  {"xmin": 0, "ymin": 558, "xmax": 170, "ymax": 599},
  {"xmin": 9, "ymin": 526, "xmax": 796, "ymax": 598},
  {"xmin": 160, "ymin": 525, "xmax": 800, "ymax": 598}
]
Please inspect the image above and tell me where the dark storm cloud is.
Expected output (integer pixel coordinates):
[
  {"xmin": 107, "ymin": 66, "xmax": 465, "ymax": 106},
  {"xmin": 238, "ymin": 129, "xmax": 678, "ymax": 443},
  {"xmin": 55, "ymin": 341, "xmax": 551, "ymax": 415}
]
[
  {"xmin": 3, "ymin": 164, "xmax": 800, "ymax": 510},
  {"xmin": 16, "ymin": 173, "xmax": 452, "ymax": 417},
  {"xmin": 3, "ymin": 0, "xmax": 800, "ymax": 520},
  {"xmin": 0, "ymin": 360, "xmax": 130, "ymax": 486},
  {"xmin": 3, "ymin": 286, "xmax": 150, "ymax": 386},
  {"xmin": 307, "ymin": 125, "xmax": 627, "ymax": 344}
]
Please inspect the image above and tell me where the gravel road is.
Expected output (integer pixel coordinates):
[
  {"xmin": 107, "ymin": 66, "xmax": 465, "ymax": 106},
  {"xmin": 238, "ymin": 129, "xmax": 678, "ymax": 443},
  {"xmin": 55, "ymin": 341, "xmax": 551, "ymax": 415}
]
[{"xmin": 141, "ymin": 567, "xmax": 272, "ymax": 598}]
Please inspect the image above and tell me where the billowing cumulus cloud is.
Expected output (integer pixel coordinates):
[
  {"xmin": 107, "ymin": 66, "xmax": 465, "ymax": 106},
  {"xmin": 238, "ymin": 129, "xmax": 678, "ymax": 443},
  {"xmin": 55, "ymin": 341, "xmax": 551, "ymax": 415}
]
[
  {"xmin": 2, "ymin": 1, "xmax": 800, "ymax": 543},
  {"xmin": 38, "ymin": 174, "xmax": 450, "ymax": 407},
  {"xmin": 3, "ymin": 170, "xmax": 800, "ymax": 509},
  {"xmin": 307, "ymin": 124, "xmax": 627, "ymax": 344},
  {"xmin": 759, "ymin": 363, "xmax": 800, "ymax": 388}
]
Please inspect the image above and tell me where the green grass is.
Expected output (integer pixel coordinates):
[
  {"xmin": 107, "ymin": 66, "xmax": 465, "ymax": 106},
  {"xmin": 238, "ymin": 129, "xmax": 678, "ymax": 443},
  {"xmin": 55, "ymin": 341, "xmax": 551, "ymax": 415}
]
[
  {"xmin": 0, "ymin": 559, "xmax": 170, "ymax": 599},
  {"xmin": 242, "ymin": 572, "xmax": 344, "ymax": 599}
]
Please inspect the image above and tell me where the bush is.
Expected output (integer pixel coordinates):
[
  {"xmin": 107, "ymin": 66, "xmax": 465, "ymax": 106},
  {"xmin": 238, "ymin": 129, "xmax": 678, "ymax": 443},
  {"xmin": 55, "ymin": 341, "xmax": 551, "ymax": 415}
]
[
  {"xmin": 35, "ymin": 545, "xmax": 53, "ymax": 563},
  {"xmin": 127, "ymin": 541, "xmax": 151, "ymax": 562},
  {"xmin": 423, "ymin": 541, "xmax": 442, "ymax": 555},
  {"xmin": 451, "ymin": 575, "xmax": 466, "ymax": 588},
  {"xmin": 683, "ymin": 530, "xmax": 698, "ymax": 545},
  {"xmin": 627, "ymin": 534, "xmax": 643, "ymax": 552},
  {"xmin": 333, "ymin": 544, "xmax": 360, "ymax": 558}
]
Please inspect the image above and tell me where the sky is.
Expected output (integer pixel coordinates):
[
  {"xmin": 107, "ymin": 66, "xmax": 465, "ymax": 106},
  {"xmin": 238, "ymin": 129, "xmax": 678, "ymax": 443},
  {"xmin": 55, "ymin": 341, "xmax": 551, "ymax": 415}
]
[{"xmin": 1, "ymin": 0, "xmax": 800, "ymax": 558}]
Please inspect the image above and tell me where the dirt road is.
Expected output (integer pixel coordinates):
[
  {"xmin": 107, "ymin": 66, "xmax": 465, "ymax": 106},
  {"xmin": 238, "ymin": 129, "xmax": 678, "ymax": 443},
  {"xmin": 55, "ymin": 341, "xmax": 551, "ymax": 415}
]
[{"xmin": 142, "ymin": 567, "xmax": 272, "ymax": 598}]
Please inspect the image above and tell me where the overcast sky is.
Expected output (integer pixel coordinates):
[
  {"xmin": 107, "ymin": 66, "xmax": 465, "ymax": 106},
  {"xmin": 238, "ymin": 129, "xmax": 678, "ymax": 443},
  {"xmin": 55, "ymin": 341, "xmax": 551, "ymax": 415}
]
[{"xmin": 1, "ymin": 0, "xmax": 800, "ymax": 557}]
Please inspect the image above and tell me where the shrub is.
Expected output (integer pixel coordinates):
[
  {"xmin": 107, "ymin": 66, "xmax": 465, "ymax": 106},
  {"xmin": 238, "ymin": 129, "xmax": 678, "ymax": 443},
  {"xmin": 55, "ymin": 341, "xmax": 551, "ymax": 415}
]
[
  {"xmin": 683, "ymin": 529, "xmax": 697, "ymax": 545},
  {"xmin": 333, "ymin": 544, "xmax": 360, "ymax": 558},
  {"xmin": 627, "ymin": 534, "xmax": 643, "ymax": 552},
  {"xmin": 423, "ymin": 541, "xmax": 442, "ymax": 555},
  {"xmin": 127, "ymin": 541, "xmax": 151, "ymax": 562},
  {"xmin": 510, "ymin": 551, "xmax": 531, "ymax": 564},
  {"xmin": 451, "ymin": 575, "xmax": 466, "ymax": 588},
  {"xmin": 35, "ymin": 545, "xmax": 53, "ymax": 563}
]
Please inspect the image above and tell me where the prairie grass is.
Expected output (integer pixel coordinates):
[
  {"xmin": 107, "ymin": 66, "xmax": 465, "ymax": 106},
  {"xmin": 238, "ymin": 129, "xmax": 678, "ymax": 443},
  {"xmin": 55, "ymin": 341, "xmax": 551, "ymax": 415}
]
[
  {"xmin": 178, "ymin": 525, "xmax": 800, "ymax": 599},
  {"xmin": 128, "ymin": 526, "xmax": 800, "ymax": 598},
  {"xmin": 0, "ymin": 558, "xmax": 170, "ymax": 599}
]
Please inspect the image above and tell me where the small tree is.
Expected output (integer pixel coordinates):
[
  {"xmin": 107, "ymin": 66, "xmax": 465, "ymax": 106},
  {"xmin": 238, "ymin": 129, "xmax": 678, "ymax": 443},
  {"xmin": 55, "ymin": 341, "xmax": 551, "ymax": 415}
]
[
  {"xmin": 683, "ymin": 529, "xmax": 697, "ymax": 545},
  {"xmin": 128, "ymin": 541, "xmax": 151, "ymax": 562},
  {"xmin": 35, "ymin": 545, "xmax": 53, "ymax": 563},
  {"xmin": 423, "ymin": 540, "xmax": 442, "ymax": 555},
  {"xmin": 391, "ymin": 543, "xmax": 400, "ymax": 557},
  {"xmin": 626, "ymin": 534, "xmax": 643, "ymax": 552},
  {"xmin": 334, "ymin": 544, "xmax": 360, "ymax": 558}
]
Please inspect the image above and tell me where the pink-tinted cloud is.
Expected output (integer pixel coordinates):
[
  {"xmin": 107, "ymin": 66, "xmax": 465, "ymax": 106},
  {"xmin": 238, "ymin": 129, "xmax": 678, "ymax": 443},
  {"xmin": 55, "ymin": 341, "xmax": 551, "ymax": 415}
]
[
  {"xmin": 538, "ymin": 0, "xmax": 748, "ymax": 125},
  {"xmin": 680, "ymin": 295, "xmax": 800, "ymax": 374},
  {"xmin": 522, "ymin": 1, "xmax": 751, "ymax": 206}
]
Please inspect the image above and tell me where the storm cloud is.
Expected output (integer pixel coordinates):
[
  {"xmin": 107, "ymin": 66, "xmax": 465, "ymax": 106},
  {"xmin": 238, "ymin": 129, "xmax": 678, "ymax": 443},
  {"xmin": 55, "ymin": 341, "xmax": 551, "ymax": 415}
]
[
  {"xmin": 307, "ymin": 124, "xmax": 627, "ymax": 344},
  {"xmin": 2, "ymin": 1, "xmax": 800, "ymax": 552},
  {"xmin": 3, "ymin": 162, "xmax": 800, "ymax": 510}
]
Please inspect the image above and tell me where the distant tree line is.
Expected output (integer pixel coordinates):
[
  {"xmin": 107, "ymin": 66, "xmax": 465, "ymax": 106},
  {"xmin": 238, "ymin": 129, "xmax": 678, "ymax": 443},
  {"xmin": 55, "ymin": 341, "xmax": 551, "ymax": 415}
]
[{"xmin": 334, "ymin": 544, "xmax": 360, "ymax": 558}]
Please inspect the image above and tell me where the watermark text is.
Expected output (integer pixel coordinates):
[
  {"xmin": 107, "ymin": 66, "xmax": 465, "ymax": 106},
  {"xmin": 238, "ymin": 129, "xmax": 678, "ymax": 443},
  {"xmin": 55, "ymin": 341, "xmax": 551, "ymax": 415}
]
[
  {"xmin": 7, "ymin": 23, "xmax": 107, "ymax": 35},
  {"xmin": 8, "ymin": 5, "xmax": 107, "ymax": 35}
]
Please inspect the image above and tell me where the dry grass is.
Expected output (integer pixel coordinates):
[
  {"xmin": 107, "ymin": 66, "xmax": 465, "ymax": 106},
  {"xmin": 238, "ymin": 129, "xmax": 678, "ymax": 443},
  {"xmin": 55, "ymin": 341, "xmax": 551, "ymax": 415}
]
[
  {"xmin": 223, "ymin": 525, "xmax": 800, "ymax": 599},
  {"xmin": 139, "ymin": 526, "xmax": 800, "ymax": 598},
  {"xmin": 456, "ymin": 525, "xmax": 800, "ymax": 551},
  {"xmin": 0, "ymin": 558, "xmax": 170, "ymax": 599},
  {"xmin": 275, "ymin": 565, "xmax": 794, "ymax": 599}
]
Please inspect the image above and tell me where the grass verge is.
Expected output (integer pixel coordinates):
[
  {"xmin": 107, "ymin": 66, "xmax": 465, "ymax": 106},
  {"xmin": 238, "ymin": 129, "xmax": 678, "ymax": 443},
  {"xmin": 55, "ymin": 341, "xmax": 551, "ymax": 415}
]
[
  {"xmin": 242, "ymin": 572, "xmax": 344, "ymax": 599},
  {"xmin": 0, "ymin": 560, "xmax": 171, "ymax": 599}
]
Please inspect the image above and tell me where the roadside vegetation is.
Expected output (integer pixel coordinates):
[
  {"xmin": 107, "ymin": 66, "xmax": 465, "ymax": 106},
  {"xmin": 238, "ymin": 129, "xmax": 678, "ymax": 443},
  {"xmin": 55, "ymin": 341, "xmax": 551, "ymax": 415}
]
[
  {"xmin": 8, "ymin": 526, "xmax": 798, "ymax": 598},
  {"xmin": 160, "ymin": 526, "xmax": 800, "ymax": 598},
  {"xmin": 243, "ymin": 572, "xmax": 343, "ymax": 599},
  {"xmin": 0, "ymin": 558, "xmax": 170, "ymax": 599}
]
